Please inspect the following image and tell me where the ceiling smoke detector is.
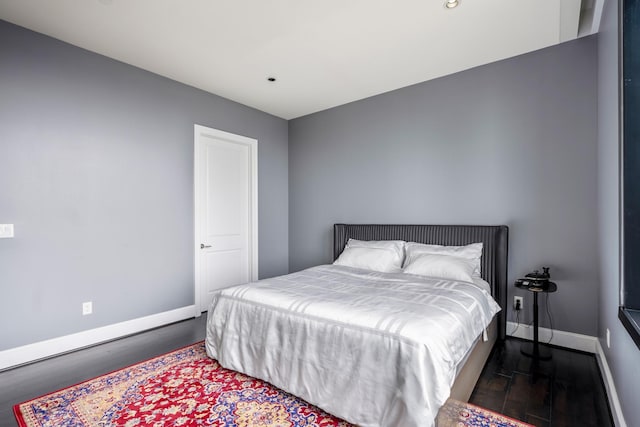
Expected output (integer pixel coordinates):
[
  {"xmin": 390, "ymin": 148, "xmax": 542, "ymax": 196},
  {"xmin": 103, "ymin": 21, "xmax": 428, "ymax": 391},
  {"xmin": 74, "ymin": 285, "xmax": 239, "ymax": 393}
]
[{"xmin": 445, "ymin": 0, "xmax": 459, "ymax": 9}]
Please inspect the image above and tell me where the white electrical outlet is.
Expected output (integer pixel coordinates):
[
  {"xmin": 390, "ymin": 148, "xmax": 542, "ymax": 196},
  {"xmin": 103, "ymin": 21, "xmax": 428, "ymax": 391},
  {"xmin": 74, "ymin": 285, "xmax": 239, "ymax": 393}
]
[
  {"xmin": 606, "ymin": 328, "xmax": 611, "ymax": 348},
  {"xmin": 514, "ymin": 296, "xmax": 524, "ymax": 310},
  {"xmin": 82, "ymin": 301, "xmax": 93, "ymax": 315},
  {"xmin": 0, "ymin": 224, "xmax": 14, "ymax": 238}
]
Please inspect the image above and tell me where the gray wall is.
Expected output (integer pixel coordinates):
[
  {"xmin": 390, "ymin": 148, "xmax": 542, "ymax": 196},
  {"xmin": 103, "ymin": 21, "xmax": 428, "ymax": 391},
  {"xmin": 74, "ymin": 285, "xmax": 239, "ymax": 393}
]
[
  {"xmin": 0, "ymin": 20, "xmax": 288, "ymax": 351},
  {"xmin": 289, "ymin": 37, "xmax": 599, "ymax": 336},
  {"xmin": 597, "ymin": 0, "xmax": 640, "ymax": 425}
]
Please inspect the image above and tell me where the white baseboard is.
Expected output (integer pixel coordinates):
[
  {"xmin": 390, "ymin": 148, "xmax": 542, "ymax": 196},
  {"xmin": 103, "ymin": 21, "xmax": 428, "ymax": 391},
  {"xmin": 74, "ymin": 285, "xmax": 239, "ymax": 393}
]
[
  {"xmin": 595, "ymin": 340, "xmax": 628, "ymax": 427},
  {"xmin": 0, "ymin": 305, "xmax": 196, "ymax": 371},
  {"xmin": 506, "ymin": 321, "xmax": 598, "ymax": 353},
  {"xmin": 507, "ymin": 322, "xmax": 626, "ymax": 427}
]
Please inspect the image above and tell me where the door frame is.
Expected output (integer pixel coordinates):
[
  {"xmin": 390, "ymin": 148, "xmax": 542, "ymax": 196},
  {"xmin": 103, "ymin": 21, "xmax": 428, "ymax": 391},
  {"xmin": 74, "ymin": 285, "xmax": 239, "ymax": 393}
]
[{"xmin": 193, "ymin": 124, "xmax": 258, "ymax": 316}]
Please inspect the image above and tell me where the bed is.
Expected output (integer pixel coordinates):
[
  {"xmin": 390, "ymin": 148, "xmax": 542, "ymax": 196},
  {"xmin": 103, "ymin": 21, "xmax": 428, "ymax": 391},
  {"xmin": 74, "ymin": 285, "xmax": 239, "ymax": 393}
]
[{"xmin": 206, "ymin": 224, "xmax": 508, "ymax": 427}]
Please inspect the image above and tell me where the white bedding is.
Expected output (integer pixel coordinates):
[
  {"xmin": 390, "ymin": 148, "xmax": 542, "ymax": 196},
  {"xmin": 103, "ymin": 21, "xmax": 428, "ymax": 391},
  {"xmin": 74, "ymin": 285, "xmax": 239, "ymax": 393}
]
[{"xmin": 205, "ymin": 264, "xmax": 501, "ymax": 427}]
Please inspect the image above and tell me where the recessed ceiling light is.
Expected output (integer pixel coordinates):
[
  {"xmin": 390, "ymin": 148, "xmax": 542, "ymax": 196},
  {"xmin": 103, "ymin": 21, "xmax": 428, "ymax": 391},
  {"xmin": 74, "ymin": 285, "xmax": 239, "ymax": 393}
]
[
  {"xmin": 267, "ymin": 77, "xmax": 277, "ymax": 82},
  {"xmin": 445, "ymin": 0, "xmax": 459, "ymax": 9}
]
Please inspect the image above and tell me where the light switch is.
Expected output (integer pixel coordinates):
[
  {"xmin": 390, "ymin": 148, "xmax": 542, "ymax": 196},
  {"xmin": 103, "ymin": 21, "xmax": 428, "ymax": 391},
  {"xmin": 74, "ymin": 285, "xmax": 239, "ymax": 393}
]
[{"xmin": 0, "ymin": 224, "xmax": 14, "ymax": 238}]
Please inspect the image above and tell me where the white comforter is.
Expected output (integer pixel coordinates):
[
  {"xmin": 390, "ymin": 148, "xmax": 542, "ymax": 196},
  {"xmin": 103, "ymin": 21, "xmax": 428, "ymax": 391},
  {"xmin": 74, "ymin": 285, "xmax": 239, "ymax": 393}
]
[{"xmin": 205, "ymin": 265, "xmax": 501, "ymax": 427}]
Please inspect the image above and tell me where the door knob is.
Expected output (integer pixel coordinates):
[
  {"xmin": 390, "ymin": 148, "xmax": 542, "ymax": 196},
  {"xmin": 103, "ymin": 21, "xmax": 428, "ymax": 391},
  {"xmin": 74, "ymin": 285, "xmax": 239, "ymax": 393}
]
[{"xmin": 200, "ymin": 243, "xmax": 212, "ymax": 249}]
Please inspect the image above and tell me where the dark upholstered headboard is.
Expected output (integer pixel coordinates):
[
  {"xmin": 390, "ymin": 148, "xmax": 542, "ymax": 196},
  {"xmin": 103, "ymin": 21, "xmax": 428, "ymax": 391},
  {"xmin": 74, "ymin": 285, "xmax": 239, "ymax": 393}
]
[{"xmin": 333, "ymin": 224, "xmax": 509, "ymax": 340}]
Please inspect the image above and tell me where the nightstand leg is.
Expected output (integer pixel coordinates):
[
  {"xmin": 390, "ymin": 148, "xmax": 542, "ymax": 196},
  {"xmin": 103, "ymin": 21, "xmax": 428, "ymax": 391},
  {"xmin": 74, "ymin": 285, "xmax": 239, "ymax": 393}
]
[
  {"xmin": 533, "ymin": 292, "xmax": 539, "ymax": 356},
  {"xmin": 521, "ymin": 291, "xmax": 552, "ymax": 360}
]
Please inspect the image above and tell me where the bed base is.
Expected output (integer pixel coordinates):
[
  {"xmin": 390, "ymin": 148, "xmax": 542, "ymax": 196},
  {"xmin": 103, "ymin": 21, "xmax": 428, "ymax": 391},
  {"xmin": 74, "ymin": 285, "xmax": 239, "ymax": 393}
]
[{"xmin": 449, "ymin": 318, "xmax": 497, "ymax": 401}]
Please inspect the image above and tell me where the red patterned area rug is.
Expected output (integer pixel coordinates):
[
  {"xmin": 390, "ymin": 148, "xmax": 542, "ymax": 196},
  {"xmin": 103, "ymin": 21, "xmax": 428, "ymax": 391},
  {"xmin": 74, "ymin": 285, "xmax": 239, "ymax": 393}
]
[
  {"xmin": 14, "ymin": 342, "xmax": 350, "ymax": 427},
  {"xmin": 15, "ymin": 342, "xmax": 532, "ymax": 427}
]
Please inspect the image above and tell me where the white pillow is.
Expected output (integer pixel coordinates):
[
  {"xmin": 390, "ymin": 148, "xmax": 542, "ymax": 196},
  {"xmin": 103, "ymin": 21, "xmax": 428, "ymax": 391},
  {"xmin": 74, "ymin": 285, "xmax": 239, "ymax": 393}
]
[
  {"xmin": 333, "ymin": 239, "xmax": 405, "ymax": 273},
  {"xmin": 404, "ymin": 242, "xmax": 483, "ymax": 277},
  {"xmin": 402, "ymin": 253, "xmax": 475, "ymax": 282}
]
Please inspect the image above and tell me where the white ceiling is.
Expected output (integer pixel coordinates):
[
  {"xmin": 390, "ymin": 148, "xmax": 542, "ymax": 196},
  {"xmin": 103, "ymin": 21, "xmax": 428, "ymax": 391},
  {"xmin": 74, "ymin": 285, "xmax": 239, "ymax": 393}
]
[{"xmin": 0, "ymin": 0, "xmax": 603, "ymax": 119}]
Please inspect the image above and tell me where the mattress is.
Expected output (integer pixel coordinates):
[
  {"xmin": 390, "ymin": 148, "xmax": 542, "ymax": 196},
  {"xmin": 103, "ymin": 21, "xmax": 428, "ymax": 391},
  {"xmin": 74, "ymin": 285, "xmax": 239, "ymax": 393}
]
[{"xmin": 205, "ymin": 264, "xmax": 501, "ymax": 427}]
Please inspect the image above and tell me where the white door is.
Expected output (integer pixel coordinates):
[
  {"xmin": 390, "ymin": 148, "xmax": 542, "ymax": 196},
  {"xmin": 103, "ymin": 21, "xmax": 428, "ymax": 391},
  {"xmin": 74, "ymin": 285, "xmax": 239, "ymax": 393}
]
[{"xmin": 194, "ymin": 124, "xmax": 258, "ymax": 314}]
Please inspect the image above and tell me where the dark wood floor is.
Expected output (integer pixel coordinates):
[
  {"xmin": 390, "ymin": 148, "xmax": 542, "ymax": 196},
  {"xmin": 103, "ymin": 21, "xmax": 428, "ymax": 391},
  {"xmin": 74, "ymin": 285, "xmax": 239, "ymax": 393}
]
[
  {"xmin": 1, "ymin": 317, "xmax": 613, "ymax": 427},
  {"xmin": 470, "ymin": 338, "xmax": 614, "ymax": 427}
]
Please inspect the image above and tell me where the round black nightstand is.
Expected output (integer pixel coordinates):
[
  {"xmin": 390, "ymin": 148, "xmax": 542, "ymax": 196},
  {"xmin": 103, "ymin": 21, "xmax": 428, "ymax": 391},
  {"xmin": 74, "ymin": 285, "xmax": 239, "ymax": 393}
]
[{"xmin": 514, "ymin": 281, "xmax": 557, "ymax": 360}]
